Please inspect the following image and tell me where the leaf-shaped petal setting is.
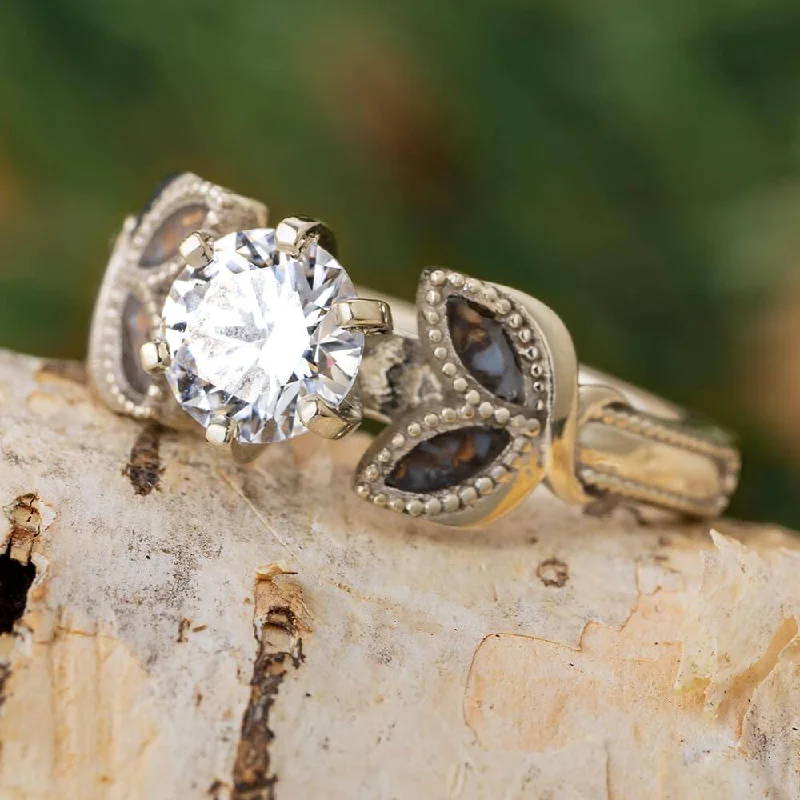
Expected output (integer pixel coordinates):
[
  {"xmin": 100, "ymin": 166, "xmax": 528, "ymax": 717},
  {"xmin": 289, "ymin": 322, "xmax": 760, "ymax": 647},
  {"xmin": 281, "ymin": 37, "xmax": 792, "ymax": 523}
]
[
  {"xmin": 354, "ymin": 399, "xmax": 541, "ymax": 523},
  {"xmin": 386, "ymin": 426, "xmax": 511, "ymax": 494},
  {"xmin": 352, "ymin": 269, "xmax": 555, "ymax": 524},
  {"xmin": 417, "ymin": 269, "xmax": 551, "ymax": 421}
]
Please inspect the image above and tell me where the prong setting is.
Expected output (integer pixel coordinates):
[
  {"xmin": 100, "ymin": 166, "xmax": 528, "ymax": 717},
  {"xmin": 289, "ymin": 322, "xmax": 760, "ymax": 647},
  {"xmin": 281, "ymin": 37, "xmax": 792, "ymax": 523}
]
[
  {"xmin": 206, "ymin": 417, "xmax": 237, "ymax": 446},
  {"xmin": 298, "ymin": 394, "xmax": 362, "ymax": 440},
  {"xmin": 275, "ymin": 216, "xmax": 337, "ymax": 257},
  {"xmin": 161, "ymin": 228, "xmax": 364, "ymax": 445},
  {"xmin": 333, "ymin": 298, "xmax": 393, "ymax": 334},
  {"xmin": 140, "ymin": 340, "xmax": 171, "ymax": 374},
  {"xmin": 179, "ymin": 231, "xmax": 214, "ymax": 268}
]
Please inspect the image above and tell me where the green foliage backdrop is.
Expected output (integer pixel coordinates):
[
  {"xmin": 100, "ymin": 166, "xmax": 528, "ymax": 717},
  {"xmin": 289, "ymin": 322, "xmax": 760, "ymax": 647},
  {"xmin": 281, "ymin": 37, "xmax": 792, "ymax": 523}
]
[{"xmin": 2, "ymin": 0, "xmax": 800, "ymax": 524}]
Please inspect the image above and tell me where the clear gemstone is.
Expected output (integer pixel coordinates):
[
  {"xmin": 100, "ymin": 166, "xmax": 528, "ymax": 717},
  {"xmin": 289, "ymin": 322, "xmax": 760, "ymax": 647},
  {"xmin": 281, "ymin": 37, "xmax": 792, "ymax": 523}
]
[{"xmin": 162, "ymin": 228, "xmax": 364, "ymax": 444}]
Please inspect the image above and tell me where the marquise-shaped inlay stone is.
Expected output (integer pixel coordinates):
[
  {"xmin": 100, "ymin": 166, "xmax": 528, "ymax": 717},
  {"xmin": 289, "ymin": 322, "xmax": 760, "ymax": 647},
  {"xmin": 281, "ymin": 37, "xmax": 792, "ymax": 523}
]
[
  {"xmin": 446, "ymin": 296, "xmax": 524, "ymax": 402},
  {"xmin": 386, "ymin": 427, "xmax": 510, "ymax": 494},
  {"xmin": 120, "ymin": 293, "xmax": 153, "ymax": 395},
  {"xmin": 139, "ymin": 202, "xmax": 208, "ymax": 268}
]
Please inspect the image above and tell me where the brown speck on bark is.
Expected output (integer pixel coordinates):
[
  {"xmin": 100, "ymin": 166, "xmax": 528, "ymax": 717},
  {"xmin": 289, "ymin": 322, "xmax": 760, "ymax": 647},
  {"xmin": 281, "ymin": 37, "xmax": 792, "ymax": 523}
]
[
  {"xmin": 36, "ymin": 360, "xmax": 88, "ymax": 385},
  {"xmin": 536, "ymin": 558, "xmax": 569, "ymax": 588},
  {"xmin": 177, "ymin": 618, "xmax": 191, "ymax": 643},
  {"xmin": 124, "ymin": 423, "xmax": 163, "ymax": 496}
]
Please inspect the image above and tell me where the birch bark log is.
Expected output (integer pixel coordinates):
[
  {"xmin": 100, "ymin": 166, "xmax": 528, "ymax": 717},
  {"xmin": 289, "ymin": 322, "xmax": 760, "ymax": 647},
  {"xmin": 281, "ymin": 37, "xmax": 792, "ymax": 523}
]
[{"xmin": 0, "ymin": 350, "xmax": 798, "ymax": 800}]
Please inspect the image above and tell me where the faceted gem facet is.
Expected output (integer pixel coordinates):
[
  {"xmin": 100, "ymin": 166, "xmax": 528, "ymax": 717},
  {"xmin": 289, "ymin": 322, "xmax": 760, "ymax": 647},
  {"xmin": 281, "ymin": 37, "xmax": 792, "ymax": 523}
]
[
  {"xmin": 120, "ymin": 293, "xmax": 153, "ymax": 396},
  {"xmin": 139, "ymin": 203, "xmax": 207, "ymax": 268},
  {"xmin": 386, "ymin": 427, "xmax": 510, "ymax": 493},
  {"xmin": 162, "ymin": 228, "xmax": 364, "ymax": 444},
  {"xmin": 446, "ymin": 296, "xmax": 524, "ymax": 402}
]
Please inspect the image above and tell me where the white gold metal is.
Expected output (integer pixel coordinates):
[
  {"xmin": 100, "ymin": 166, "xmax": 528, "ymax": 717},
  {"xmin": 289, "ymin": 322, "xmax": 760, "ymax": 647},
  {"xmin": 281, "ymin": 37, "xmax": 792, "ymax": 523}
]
[
  {"xmin": 275, "ymin": 216, "xmax": 337, "ymax": 257},
  {"xmin": 89, "ymin": 173, "xmax": 741, "ymax": 529},
  {"xmin": 179, "ymin": 231, "xmax": 214, "ymax": 268},
  {"xmin": 333, "ymin": 298, "xmax": 393, "ymax": 334},
  {"xmin": 140, "ymin": 340, "xmax": 170, "ymax": 374},
  {"xmin": 352, "ymin": 269, "xmax": 740, "ymax": 526},
  {"xmin": 298, "ymin": 394, "xmax": 362, "ymax": 440},
  {"xmin": 206, "ymin": 417, "xmax": 236, "ymax": 445}
]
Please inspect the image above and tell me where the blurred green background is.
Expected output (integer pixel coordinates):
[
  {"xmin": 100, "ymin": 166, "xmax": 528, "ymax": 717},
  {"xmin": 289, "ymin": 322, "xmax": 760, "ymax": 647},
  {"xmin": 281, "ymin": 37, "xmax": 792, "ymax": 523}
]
[{"xmin": 2, "ymin": 1, "xmax": 800, "ymax": 525}]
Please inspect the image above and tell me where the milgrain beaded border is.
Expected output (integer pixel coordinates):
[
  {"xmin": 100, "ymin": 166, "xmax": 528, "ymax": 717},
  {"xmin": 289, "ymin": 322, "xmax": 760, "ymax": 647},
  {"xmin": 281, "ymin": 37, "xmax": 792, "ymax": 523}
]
[
  {"xmin": 354, "ymin": 401, "xmax": 542, "ymax": 518},
  {"xmin": 417, "ymin": 267, "xmax": 551, "ymax": 425},
  {"xmin": 579, "ymin": 467, "xmax": 729, "ymax": 516},
  {"xmin": 351, "ymin": 270, "xmax": 555, "ymax": 519},
  {"xmin": 354, "ymin": 268, "xmax": 553, "ymax": 519},
  {"xmin": 90, "ymin": 213, "xmax": 162, "ymax": 420},
  {"xmin": 596, "ymin": 407, "xmax": 740, "ymax": 469},
  {"xmin": 88, "ymin": 173, "xmax": 267, "ymax": 421},
  {"xmin": 97, "ymin": 281, "xmax": 163, "ymax": 420},
  {"xmin": 578, "ymin": 407, "xmax": 740, "ymax": 515}
]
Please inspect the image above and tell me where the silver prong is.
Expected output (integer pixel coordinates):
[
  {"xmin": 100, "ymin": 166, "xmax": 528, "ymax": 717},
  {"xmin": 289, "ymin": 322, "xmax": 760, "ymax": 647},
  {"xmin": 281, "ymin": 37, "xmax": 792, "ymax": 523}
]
[
  {"xmin": 231, "ymin": 441, "xmax": 268, "ymax": 464},
  {"xmin": 275, "ymin": 216, "xmax": 338, "ymax": 257},
  {"xmin": 179, "ymin": 231, "xmax": 214, "ymax": 268},
  {"xmin": 298, "ymin": 394, "xmax": 362, "ymax": 440},
  {"xmin": 206, "ymin": 417, "xmax": 236, "ymax": 446},
  {"xmin": 140, "ymin": 340, "xmax": 171, "ymax": 373},
  {"xmin": 332, "ymin": 298, "xmax": 393, "ymax": 334}
]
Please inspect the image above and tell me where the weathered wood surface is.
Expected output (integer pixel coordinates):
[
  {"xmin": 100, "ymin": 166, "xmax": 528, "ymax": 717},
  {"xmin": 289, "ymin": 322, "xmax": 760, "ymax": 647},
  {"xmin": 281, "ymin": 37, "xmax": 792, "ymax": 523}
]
[{"xmin": 0, "ymin": 349, "xmax": 799, "ymax": 800}]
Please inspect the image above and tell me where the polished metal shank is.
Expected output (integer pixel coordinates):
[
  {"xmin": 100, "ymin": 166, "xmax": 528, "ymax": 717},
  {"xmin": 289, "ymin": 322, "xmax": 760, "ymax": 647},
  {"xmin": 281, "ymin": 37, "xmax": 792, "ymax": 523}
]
[{"xmin": 355, "ymin": 287, "xmax": 739, "ymax": 521}]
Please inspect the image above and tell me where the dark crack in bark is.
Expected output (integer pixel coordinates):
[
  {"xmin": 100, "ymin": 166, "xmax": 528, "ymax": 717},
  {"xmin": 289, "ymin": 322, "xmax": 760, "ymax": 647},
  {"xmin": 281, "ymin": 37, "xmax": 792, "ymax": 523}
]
[
  {"xmin": 124, "ymin": 422, "xmax": 163, "ymax": 496},
  {"xmin": 0, "ymin": 663, "xmax": 11, "ymax": 711},
  {"xmin": 0, "ymin": 494, "xmax": 42, "ymax": 632},
  {"xmin": 0, "ymin": 552, "xmax": 35, "ymax": 634},
  {"xmin": 231, "ymin": 574, "xmax": 309, "ymax": 800}
]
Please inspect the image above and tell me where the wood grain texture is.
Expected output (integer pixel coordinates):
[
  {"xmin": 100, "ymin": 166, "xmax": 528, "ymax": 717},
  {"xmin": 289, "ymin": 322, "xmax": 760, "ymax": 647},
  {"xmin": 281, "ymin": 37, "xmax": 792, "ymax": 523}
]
[{"xmin": 0, "ymin": 349, "xmax": 798, "ymax": 800}]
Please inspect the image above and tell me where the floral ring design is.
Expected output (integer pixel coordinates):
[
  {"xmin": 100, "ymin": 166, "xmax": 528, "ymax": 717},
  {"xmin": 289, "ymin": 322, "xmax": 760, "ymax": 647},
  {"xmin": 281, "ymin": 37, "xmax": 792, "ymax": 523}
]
[{"xmin": 89, "ymin": 173, "xmax": 740, "ymax": 527}]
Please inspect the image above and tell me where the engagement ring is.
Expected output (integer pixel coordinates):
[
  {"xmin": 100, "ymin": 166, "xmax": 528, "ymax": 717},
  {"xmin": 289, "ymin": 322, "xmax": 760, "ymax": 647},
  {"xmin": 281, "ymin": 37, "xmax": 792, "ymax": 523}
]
[{"xmin": 89, "ymin": 174, "xmax": 740, "ymax": 527}]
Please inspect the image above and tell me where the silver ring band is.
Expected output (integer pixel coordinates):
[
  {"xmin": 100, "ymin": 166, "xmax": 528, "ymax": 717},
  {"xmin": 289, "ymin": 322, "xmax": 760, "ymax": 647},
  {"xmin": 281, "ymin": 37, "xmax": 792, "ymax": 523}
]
[
  {"xmin": 88, "ymin": 173, "xmax": 739, "ymax": 527},
  {"xmin": 357, "ymin": 290, "xmax": 738, "ymax": 521}
]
